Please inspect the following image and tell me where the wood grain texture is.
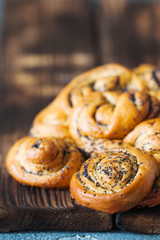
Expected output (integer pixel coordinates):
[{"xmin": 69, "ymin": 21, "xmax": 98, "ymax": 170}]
[
  {"xmin": 116, "ymin": 206, "xmax": 160, "ymax": 234},
  {"xmin": 0, "ymin": 0, "xmax": 112, "ymax": 232},
  {"xmin": 97, "ymin": 0, "xmax": 160, "ymax": 234},
  {"xmin": 97, "ymin": 0, "xmax": 160, "ymax": 67},
  {"xmin": 1, "ymin": 0, "xmax": 160, "ymax": 233}
]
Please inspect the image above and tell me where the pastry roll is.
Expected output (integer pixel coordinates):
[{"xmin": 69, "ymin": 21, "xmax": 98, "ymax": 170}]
[
  {"xmin": 70, "ymin": 145, "xmax": 157, "ymax": 214},
  {"xmin": 30, "ymin": 64, "xmax": 131, "ymax": 137},
  {"xmin": 133, "ymin": 64, "xmax": 160, "ymax": 91},
  {"xmin": 6, "ymin": 137, "xmax": 84, "ymax": 188},
  {"xmin": 66, "ymin": 63, "xmax": 131, "ymax": 109},
  {"xmin": 138, "ymin": 174, "xmax": 160, "ymax": 208},
  {"xmin": 132, "ymin": 64, "xmax": 160, "ymax": 101},
  {"xmin": 124, "ymin": 118, "xmax": 160, "ymax": 166},
  {"xmin": 69, "ymin": 91, "xmax": 159, "ymax": 148},
  {"xmin": 78, "ymin": 138, "xmax": 122, "ymax": 155},
  {"xmin": 30, "ymin": 103, "xmax": 71, "ymax": 138},
  {"xmin": 124, "ymin": 118, "xmax": 160, "ymax": 207},
  {"xmin": 30, "ymin": 63, "xmax": 160, "ymax": 139}
]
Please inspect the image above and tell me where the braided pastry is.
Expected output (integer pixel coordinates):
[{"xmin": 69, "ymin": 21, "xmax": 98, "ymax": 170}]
[
  {"xmin": 69, "ymin": 91, "xmax": 159, "ymax": 148},
  {"xmin": 6, "ymin": 137, "xmax": 84, "ymax": 188},
  {"xmin": 70, "ymin": 145, "xmax": 157, "ymax": 214},
  {"xmin": 124, "ymin": 118, "xmax": 160, "ymax": 207}
]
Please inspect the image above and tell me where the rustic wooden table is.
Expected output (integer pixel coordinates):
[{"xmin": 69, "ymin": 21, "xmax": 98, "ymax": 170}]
[{"xmin": 0, "ymin": 0, "xmax": 160, "ymax": 234}]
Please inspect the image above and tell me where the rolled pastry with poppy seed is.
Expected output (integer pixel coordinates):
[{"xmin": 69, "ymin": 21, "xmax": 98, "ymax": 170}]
[
  {"xmin": 137, "ymin": 173, "xmax": 160, "ymax": 208},
  {"xmin": 30, "ymin": 63, "xmax": 160, "ymax": 139},
  {"xmin": 124, "ymin": 118, "xmax": 160, "ymax": 207},
  {"xmin": 78, "ymin": 138, "xmax": 123, "ymax": 156},
  {"xmin": 6, "ymin": 137, "xmax": 84, "ymax": 188},
  {"xmin": 124, "ymin": 118, "xmax": 160, "ymax": 166},
  {"xmin": 30, "ymin": 103, "xmax": 71, "ymax": 138},
  {"xmin": 69, "ymin": 91, "xmax": 159, "ymax": 148},
  {"xmin": 132, "ymin": 64, "xmax": 160, "ymax": 101},
  {"xmin": 70, "ymin": 145, "xmax": 157, "ymax": 214},
  {"xmin": 62, "ymin": 63, "xmax": 131, "ymax": 112},
  {"xmin": 30, "ymin": 64, "xmax": 131, "ymax": 138}
]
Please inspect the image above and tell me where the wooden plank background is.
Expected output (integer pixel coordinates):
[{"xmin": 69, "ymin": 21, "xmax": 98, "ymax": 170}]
[{"xmin": 0, "ymin": 0, "xmax": 160, "ymax": 232}]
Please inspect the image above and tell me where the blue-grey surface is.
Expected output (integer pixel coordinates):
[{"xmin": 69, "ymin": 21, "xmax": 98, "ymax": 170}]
[{"xmin": 0, "ymin": 231, "xmax": 159, "ymax": 240}]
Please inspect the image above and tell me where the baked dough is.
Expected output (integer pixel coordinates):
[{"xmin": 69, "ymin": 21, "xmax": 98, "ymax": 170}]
[
  {"xmin": 30, "ymin": 103, "xmax": 71, "ymax": 138},
  {"xmin": 124, "ymin": 118, "xmax": 160, "ymax": 166},
  {"xmin": 6, "ymin": 137, "xmax": 84, "ymax": 188},
  {"xmin": 70, "ymin": 145, "xmax": 157, "ymax": 214},
  {"xmin": 69, "ymin": 91, "xmax": 159, "ymax": 148},
  {"xmin": 124, "ymin": 118, "xmax": 160, "ymax": 207}
]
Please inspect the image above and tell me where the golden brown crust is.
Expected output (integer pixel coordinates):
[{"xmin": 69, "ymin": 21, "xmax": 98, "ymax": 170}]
[
  {"xmin": 70, "ymin": 145, "xmax": 157, "ymax": 214},
  {"xmin": 69, "ymin": 91, "xmax": 159, "ymax": 147},
  {"xmin": 124, "ymin": 118, "xmax": 160, "ymax": 207},
  {"xmin": 66, "ymin": 63, "xmax": 131, "ymax": 108},
  {"xmin": 132, "ymin": 64, "xmax": 160, "ymax": 102},
  {"xmin": 138, "ymin": 171, "xmax": 160, "ymax": 208},
  {"xmin": 124, "ymin": 118, "xmax": 160, "ymax": 166},
  {"xmin": 6, "ymin": 137, "xmax": 84, "ymax": 188},
  {"xmin": 30, "ymin": 63, "xmax": 131, "ymax": 138},
  {"xmin": 7, "ymin": 63, "xmax": 160, "ymax": 198},
  {"xmin": 133, "ymin": 64, "xmax": 159, "ymax": 91},
  {"xmin": 77, "ymin": 138, "xmax": 123, "ymax": 155},
  {"xmin": 30, "ymin": 103, "xmax": 71, "ymax": 138},
  {"xmin": 56, "ymin": 63, "xmax": 160, "ymax": 111},
  {"xmin": 30, "ymin": 63, "xmax": 160, "ymax": 140},
  {"xmin": 38, "ymin": 63, "xmax": 132, "ymax": 117}
]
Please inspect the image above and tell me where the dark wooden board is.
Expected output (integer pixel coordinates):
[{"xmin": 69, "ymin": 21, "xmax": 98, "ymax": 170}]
[
  {"xmin": 116, "ymin": 206, "xmax": 160, "ymax": 234},
  {"xmin": 0, "ymin": 185, "xmax": 112, "ymax": 232},
  {"xmin": 97, "ymin": 0, "xmax": 160, "ymax": 233},
  {"xmin": 0, "ymin": 0, "xmax": 113, "ymax": 232},
  {"xmin": 1, "ymin": 0, "xmax": 160, "ymax": 233}
]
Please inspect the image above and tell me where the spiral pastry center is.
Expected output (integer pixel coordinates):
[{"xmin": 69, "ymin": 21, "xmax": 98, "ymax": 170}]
[
  {"xmin": 25, "ymin": 138, "xmax": 58, "ymax": 164},
  {"xmin": 17, "ymin": 137, "xmax": 67, "ymax": 176},
  {"xmin": 78, "ymin": 150, "xmax": 139, "ymax": 195},
  {"xmin": 96, "ymin": 153, "xmax": 138, "ymax": 192}
]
